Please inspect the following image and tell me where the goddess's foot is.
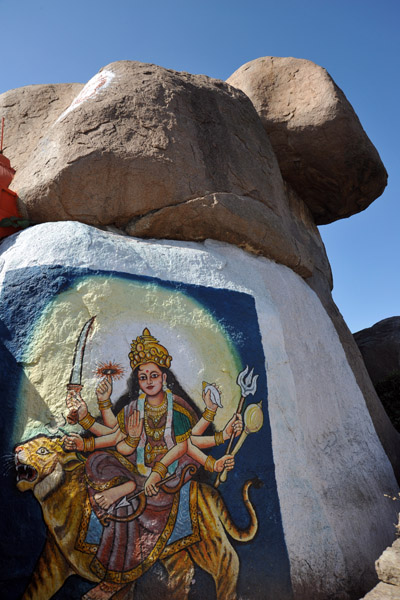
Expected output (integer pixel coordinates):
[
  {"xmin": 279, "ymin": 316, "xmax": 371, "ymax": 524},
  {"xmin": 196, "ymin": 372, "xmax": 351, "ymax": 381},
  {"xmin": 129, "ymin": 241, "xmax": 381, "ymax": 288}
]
[
  {"xmin": 94, "ymin": 482, "xmax": 135, "ymax": 510},
  {"xmin": 82, "ymin": 581, "xmax": 125, "ymax": 600},
  {"xmin": 94, "ymin": 489, "xmax": 121, "ymax": 510}
]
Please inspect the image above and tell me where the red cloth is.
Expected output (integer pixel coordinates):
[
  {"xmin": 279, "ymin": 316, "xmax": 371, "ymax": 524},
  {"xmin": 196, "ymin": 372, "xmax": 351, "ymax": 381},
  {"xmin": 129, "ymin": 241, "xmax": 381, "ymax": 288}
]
[{"xmin": 84, "ymin": 395, "xmax": 198, "ymax": 582}]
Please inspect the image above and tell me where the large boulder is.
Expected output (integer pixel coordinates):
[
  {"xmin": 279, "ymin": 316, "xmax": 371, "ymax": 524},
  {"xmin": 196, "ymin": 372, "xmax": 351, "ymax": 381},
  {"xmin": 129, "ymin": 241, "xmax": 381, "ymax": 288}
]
[
  {"xmin": 0, "ymin": 60, "xmax": 330, "ymax": 280},
  {"xmin": 227, "ymin": 57, "xmax": 387, "ymax": 224},
  {"xmin": 0, "ymin": 222, "xmax": 398, "ymax": 600},
  {"xmin": 354, "ymin": 317, "xmax": 400, "ymax": 384},
  {"xmin": 5, "ymin": 61, "xmax": 283, "ymax": 225}
]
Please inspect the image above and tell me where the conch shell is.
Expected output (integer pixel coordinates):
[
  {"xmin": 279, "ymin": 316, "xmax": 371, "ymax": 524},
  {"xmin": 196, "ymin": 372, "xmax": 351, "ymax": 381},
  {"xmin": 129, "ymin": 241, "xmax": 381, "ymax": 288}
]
[{"xmin": 202, "ymin": 381, "xmax": 223, "ymax": 408}]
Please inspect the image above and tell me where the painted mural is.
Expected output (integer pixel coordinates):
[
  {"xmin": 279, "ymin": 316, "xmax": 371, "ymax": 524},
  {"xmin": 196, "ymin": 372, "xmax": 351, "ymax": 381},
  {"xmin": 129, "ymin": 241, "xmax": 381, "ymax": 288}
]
[{"xmin": 0, "ymin": 266, "xmax": 292, "ymax": 600}]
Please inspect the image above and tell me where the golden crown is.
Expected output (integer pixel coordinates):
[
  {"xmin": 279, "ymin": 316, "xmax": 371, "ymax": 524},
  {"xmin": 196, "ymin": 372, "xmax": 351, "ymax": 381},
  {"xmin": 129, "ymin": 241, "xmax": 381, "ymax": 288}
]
[{"xmin": 129, "ymin": 328, "xmax": 172, "ymax": 371}]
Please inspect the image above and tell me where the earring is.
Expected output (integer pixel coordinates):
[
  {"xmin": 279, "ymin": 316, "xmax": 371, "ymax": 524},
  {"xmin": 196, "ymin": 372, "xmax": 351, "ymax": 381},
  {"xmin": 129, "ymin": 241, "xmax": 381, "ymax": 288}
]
[{"xmin": 162, "ymin": 382, "xmax": 167, "ymax": 392}]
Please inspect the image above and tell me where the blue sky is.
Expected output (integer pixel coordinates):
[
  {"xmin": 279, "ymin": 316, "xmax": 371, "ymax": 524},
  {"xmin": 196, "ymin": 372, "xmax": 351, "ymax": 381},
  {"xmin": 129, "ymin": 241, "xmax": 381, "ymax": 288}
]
[{"xmin": 1, "ymin": 0, "xmax": 398, "ymax": 333}]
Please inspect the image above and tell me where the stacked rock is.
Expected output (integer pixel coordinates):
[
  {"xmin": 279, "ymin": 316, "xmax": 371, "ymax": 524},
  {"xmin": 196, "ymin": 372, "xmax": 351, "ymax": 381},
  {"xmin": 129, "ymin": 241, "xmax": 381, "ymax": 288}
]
[{"xmin": 0, "ymin": 58, "xmax": 397, "ymax": 600}]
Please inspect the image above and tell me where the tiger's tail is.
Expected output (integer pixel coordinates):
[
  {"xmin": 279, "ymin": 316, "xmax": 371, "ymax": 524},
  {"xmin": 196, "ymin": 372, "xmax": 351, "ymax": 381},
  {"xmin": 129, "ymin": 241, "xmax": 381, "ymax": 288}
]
[{"xmin": 217, "ymin": 477, "xmax": 261, "ymax": 542}]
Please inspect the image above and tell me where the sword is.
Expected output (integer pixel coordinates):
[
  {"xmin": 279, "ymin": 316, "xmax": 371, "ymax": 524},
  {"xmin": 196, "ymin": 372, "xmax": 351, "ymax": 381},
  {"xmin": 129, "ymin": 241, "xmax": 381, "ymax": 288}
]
[{"xmin": 66, "ymin": 316, "xmax": 96, "ymax": 424}]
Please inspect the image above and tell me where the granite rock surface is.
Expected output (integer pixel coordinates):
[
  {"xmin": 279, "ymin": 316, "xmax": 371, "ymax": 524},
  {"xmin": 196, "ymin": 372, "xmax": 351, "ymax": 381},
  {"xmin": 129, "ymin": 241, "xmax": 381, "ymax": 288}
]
[
  {"xmin": 0, "ymin": 82, "xmax": 83, "ymax": 173},
  {"xmin": 361, "ymin": 539, "xmax": 400, "ymax": 599},
  {"xmin": 5, "ymin": 62, "xmax": 282, "ymax": 225},
  {"xmin": 227, "ymin": 56, "xmax": 387, "ymax": 224},
  {"xmin": 354, "ymin": 317, "xmax": 400, "ymax": 385},
  {"xmin": 376, "ymin": 540, "xmax": 400, "ymax": 587},
  {"xmin": 362, "ymin": 582, "xmax": 400, "ymax": 600},
  {"xmin": 0, "ymin": 60, "xmax": 330, "ymax": 281}
]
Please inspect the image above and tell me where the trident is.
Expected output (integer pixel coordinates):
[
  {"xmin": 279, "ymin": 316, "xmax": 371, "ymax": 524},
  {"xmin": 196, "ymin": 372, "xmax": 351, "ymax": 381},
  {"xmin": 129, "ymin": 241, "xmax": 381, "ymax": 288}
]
[{"xmin": 214, "ymin": 365, "xmax": 258, "ymax": 487}]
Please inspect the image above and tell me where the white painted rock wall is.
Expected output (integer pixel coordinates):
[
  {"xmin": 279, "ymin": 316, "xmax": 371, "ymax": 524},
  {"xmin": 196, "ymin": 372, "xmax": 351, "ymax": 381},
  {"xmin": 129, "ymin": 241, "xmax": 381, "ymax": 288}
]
[{"xmin": 0, "ymin": 222, "xmax": 397, "ymax": 600}]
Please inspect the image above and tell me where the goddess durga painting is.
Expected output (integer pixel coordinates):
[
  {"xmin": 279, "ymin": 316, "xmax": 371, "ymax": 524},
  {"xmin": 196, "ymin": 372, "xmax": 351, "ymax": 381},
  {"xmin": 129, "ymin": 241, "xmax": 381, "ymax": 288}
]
[
  {"xmin": 63, "ymin": 327, "xmax": 245, "ymax": 599},
  {"xmin": 3, "ymin": 266, "xmax": 290, "ymax": 600}
]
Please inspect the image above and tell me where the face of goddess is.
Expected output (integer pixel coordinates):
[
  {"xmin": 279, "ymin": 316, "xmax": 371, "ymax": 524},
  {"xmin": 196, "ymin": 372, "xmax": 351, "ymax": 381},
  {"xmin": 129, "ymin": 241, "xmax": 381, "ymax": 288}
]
[{"xmin": 137, "ymin": 363, "xmax": 166, "ymax": 397}]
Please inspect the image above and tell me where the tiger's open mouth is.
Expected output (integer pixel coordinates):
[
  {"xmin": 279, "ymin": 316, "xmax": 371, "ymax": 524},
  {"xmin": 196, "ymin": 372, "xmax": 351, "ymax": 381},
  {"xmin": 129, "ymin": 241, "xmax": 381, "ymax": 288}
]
[{"xmin": 15, "ymin": 460, "xmax": 38, "ymax": 483}]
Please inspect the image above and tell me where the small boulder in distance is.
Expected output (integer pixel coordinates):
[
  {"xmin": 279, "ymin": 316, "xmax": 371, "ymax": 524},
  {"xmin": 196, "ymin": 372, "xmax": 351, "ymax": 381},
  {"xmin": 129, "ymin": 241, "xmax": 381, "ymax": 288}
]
[{"xmin": 354, "ymin": 317, "xmax": 400, "ymax": 385}]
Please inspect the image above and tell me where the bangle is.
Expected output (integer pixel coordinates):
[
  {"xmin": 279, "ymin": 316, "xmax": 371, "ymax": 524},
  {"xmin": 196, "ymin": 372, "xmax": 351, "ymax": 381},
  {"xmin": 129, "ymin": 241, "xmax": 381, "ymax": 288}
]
[
  {"xmin": 214, "ymin": 431, "xmax": 224, "ymax": 446},
  {"xmin": 152, "ymin": 461, "xmax": 168, "ymax": 479},
  {"xmin": 204, "ymin": 455, "xmax": 216, "ymax": 472},
  {"xmin": 202, "ymin": 408, "xmax": 216, "ymax": 422},
  {"xmin": 125, "ymin": 435, "xmax": 140, "ymax": 448},
  {"xmin": 83, "ymin": 437, "xmax": 95, "ymax": 452},
  {"xmin": 79, "ymin": 413, "xmax": 96, "ymax": 430},
  {"xmin": 98, "ymin": 400, "xmax": 112, "ymax": 410}
]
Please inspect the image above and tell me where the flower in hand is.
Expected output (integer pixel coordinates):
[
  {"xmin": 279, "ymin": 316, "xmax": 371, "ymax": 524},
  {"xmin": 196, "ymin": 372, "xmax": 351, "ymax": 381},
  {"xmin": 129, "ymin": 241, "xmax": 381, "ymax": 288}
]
[{"xmin": 96, "ymin": 377, "xmax": 112, "ymax": 403}]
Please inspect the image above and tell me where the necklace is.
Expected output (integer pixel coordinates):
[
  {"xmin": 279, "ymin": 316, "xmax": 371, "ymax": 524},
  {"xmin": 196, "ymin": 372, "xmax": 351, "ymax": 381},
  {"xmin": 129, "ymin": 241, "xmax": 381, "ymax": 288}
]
[
  {"xmin": 144, "ymin": 414, "xmax": 165, "ymax": 441},
  {"xmin": 145, "ymin": 396, "xmax": 167, "ymax": 425},
  {"xmin": 144, "ymin": 395, "xmax": 167, "ymax": 439}
]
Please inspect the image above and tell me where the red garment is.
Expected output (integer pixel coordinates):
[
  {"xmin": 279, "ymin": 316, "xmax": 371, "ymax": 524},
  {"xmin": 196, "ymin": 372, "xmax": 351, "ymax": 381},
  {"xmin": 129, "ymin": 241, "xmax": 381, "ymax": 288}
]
[{"xmin": 84, "ymin": 395, "xmax": 197, "ymax": 583}]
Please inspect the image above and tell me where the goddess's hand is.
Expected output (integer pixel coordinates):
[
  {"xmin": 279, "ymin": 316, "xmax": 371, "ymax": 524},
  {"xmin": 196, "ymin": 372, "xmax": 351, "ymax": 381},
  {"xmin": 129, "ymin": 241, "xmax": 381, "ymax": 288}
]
[
  {"xmin": 145, "ymin": 471, "xmax": 161, "ymax": 497},
  {"xmin": 62, "ymin": 433, "xmax": 84, "ymax": 452},
  {"xmin": 223, "ymin": 413, "xmax": 243, "ymax": 440},
  {"xmin": 214, "ymin": 454, "xmax": 235, "ymax": 473},
  {"xmin": 202, "ymin": 386, "xmax": 220, "ymax": 418},
  {"xmin": 96, "ymin": 377, "xmax": 112, "ymax": 404},
  {"xmin": 65, "ymin": 390, "xmax": 88, "ymax": 423},
  {"xmin": 127, "ymin": 411, "xmax": 143, "ymax": 438}
]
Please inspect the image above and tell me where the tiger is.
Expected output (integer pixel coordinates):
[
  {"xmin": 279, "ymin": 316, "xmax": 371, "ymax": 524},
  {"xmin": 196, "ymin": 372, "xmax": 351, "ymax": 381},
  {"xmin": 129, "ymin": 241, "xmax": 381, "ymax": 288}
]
[{"xmin": 14, "ymin": 435, "xmax": 260, "ymax": 600}]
